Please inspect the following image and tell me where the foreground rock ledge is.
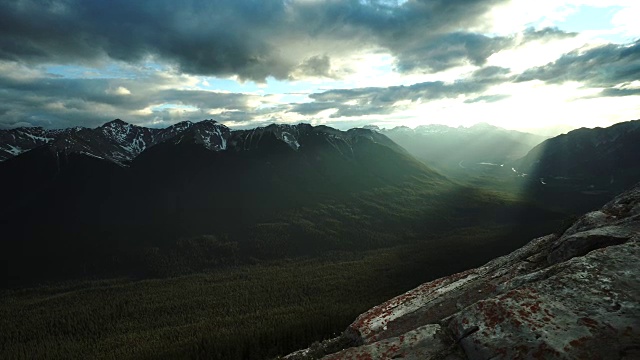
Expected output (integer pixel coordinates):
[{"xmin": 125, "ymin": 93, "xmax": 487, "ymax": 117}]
[{"xmin": 284, "ymin": 185, "xmax": 640, "ymax": 360}]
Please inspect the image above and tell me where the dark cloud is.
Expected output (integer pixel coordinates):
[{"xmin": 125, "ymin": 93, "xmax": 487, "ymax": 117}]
[
  {"xmin": 522, "ymin": 27, "xmax": 578, "ymax": 42},
  {"xmin": 390, "ymin": 27, "xmax": 577, "ymax": 74},
  {"xmin": 291, "ymin": 102, "xmax": 337, "ymax": 116},
  {"xmin": 470, "ymin": 66, "xmax": 511, "ymax": 79},
  {"xmin": 291, "ymin": 71, "xmax": 509, "ymax": 118},
  {"xmin": 393, "ymin": 32, "xmax": 511, "ymax": 73},
  {"xmin": 288, "ymin": 0, "xmax": 513, "ymax": 74},
  {"xmin": 293, "ymin": 55, "xmax": 334, "ymax": 79},
  {"xmin": 464, "ymin": 94, "xmax": 510, "ymax": 103},
  {"xmin": 516, "ymin": 40, "xmax": 640, "ymax": 94},
  {"xmin": 0, "ymin": 0, "xmax": 292, "ymax": 81},
  {"xmin": 0, "ymin": 0, "xmax": 567, "ymax": 81},
  {"xmin": 599, "ymin": 88, "xmax": 640, "ymax": 97}
]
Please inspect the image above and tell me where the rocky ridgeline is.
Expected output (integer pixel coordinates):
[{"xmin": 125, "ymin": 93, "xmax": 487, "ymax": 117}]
[{"xmin": 285, "ymin": 185, "xmax": 640, "ymax": 359}]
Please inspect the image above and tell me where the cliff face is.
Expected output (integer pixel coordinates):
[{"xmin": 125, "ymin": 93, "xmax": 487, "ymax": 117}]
[{"xmin": 286, "ymin": 185, "xmax": 640, "ymax": 360}]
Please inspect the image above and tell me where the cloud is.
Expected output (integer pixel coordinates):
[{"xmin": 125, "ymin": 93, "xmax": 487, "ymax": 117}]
[
  {"xmin": 470, "ymin": 65, "xmax": 512, "ymax": 79},
  {"xmin": 291, "ymin": 66, "xmax": 511, "ymax": 118},
  {"xmin": 0, "ymin": 0, "xmax": 571, "ymax": 81},
  {"xmin": 599, "ymin": 88, "xmax": 640, "ymax": 97},
  {"xmin": 516, "ymin": 39, "xmax": 640, "ymax": 94},
  {"xmin": 393, "ymin": 32, "xmax": 512, "ymax": 73},
  {"xmin": 521, "ymin": 26, "xmax": 577, "ymax": 42},
  {"xmin": 0, "ymin": 63, "xmax": 263, "ymax": 128},
  {"xmin": 0, "ymin": 1, "xmax": 628, "ymax": 131},
  {"xmin": 464, "ymin": 94, "xmax": 510, "ymax": 103},
  {"xmin": 291, "ymin": 101, "xmax": 337, "ymax": 116},
  {"xmin": 291, "ymin": 54, "xmax": 334, "ymax": 79},
  {"xmin": 106, "ymin": 86, "xmax": 131, "ymax": 96}
]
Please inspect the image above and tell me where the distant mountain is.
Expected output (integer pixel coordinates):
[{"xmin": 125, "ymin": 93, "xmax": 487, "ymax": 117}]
[
  {"xmin": 500, "ymin": 119, "xmax": 640, "ymax": 214},
  {"xmin": 166, "ymin": 120, "xmax": 229, "ymax": 150},
  {"xmin": 0, "ymin": 119, "xmax": 430, "ymax": 211},
  {"xmin": 0, "ymin": 119, "xmax": 409, "ymax": 165},
  {"xmin": 514, "ymin": 120, "xmax": 640, "ymax": 193},
  {"xmin": 0, "ymin": 120, "xmax": 424, "ymax": 223},
  {"xmin": 0, "ymin": 126, "xmax": 81, "ymax": 161},
  {"xmin": 0, "ymin": 119, "xmax": 200, "ymax": 164},
  {"xmin": 377, "ymin": 123, "xmax": 546, "ymax": 174}
]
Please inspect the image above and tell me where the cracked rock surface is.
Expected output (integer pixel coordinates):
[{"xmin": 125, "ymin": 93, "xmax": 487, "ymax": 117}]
[{"xmin": 285, "ymin": 185, "xmax": 640, "ymax": 360}]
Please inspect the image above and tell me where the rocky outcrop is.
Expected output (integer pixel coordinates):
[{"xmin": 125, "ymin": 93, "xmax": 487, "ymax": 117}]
[{"xmin": 285, "ymin": 185, "xmax": 640, "ymax": 359}]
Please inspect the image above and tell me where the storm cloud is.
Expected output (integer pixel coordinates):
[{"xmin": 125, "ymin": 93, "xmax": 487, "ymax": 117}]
[{"xmin": 0, "ymin": 0, "xmax": 540, "ymax": 81}]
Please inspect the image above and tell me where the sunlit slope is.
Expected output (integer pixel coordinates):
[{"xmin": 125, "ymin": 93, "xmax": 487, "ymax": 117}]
[{"xmin": 380, "ymin": 123, "xmax": 546, "ymax": 174}]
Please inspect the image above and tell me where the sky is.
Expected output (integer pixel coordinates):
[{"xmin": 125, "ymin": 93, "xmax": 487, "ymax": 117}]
[{"xmin": 0, "ymin": 0, "xmax": 638, "ymax": 135}]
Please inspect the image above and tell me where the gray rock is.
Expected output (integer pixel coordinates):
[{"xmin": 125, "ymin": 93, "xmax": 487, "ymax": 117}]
[
  {"xmin": 451, "ymin": 237, "xmax": 640, "ymax": 360},
  {"xmin": 548, "ymin": 225, "xmax": 636, "ymax": 264},
  {"xmin": 562, "ymin": 210, "xmax": 613, "ymax": 236},
  {"xmin": 602, "ymin": 184, "xmax": 640, "ymax": 217},
  {"xmin": 322, "ymin": 324, "xmax": 450, "ymax": 360}
]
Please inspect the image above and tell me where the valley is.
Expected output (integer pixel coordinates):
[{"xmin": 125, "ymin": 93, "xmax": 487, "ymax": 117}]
[
  {"xmin": 1, "ymin": 222, "xmax": 558, "ymax": 360},
  {"xmin": 1, "ymin": 119, "xmax": 638, "ymax": 359},
  {"xmin": 380, "ymin": 120, "xmax": 640, "ymax": 213}
]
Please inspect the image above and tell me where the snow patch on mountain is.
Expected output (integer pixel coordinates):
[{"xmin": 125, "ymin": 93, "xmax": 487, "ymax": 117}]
[
  {"xmin": 4, "ymin": 144, "xmax": 24, "ymax": 156},
  {"xmin": 281, "ymin": 132, "xmax": 300, "ymax": 150},
  {"xmin": 79, "ymin": 151, "xmax": 105, "ymax": 160},
  {"xmin": 19, "ymin": 131, "xmax": 55, "ymax": 143}
]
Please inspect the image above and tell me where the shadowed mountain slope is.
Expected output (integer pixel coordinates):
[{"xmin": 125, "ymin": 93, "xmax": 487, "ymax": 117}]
[
  {"xmin": 515, "ymin": 119, "xmax": 640, "ymax": 190},
  {"xmin": 1, "ymin": 120, "xmax": 462, "ymax": 285},
  {"xmin": 513, "ymin": 119, "xmax": 640, "ymax": 213}
]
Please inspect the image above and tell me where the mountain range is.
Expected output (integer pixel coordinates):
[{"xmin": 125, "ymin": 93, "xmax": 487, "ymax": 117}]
[
  {"xmin": 1, "ymin": 119, "xmax": 217, "ymax": 164},
  {"xmin": 374, "ymin": 123, "xmax": 547, "ymax": 174},
  {"xmin": 0, "ymin": 119, "xmax": 449, "ymax": 285},
  {"xmin": 3, "ymin": 119, "xmax": 639, "ymax": 217}
]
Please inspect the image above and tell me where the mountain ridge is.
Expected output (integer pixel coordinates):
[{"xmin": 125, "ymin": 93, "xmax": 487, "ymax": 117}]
[
  {"xmin": 512, "ymin": 119, "xmax": 640, "ymax": 212},
  {"xmin": 0, "ymin": 119, "xmax": 412, "ymax": 166},
  {"xmin": 514, "ymin": 119, "xmax": 640, "ymax": 182}
]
